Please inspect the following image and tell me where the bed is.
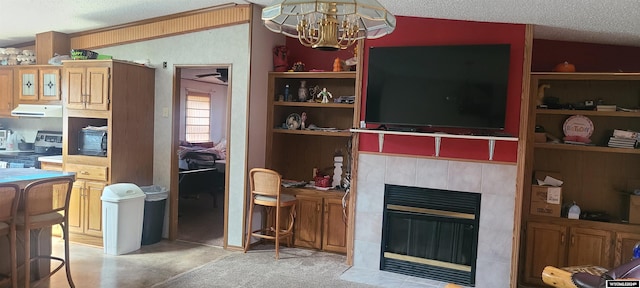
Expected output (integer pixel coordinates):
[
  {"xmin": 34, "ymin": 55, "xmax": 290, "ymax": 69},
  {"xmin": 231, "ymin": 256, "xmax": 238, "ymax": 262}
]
[{"xmin": 178, "ymin": 141, "xmax": 226, "ymax": 207}]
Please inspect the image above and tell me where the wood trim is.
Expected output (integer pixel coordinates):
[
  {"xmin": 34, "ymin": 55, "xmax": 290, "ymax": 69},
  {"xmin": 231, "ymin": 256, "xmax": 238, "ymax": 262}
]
[
  {"xmin": 513, "ymin": 24, "xmax": 534, "ymax": 288},
  {"xmin": 69, "ymin": 4, "xmax": 251, "ymax": 50}
]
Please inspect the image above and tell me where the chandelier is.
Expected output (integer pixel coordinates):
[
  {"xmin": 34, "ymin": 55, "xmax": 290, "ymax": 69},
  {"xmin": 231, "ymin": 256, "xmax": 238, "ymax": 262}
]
[{"xmin": 262, "ymin": 0, "xmax": 396, "ymax": 51}]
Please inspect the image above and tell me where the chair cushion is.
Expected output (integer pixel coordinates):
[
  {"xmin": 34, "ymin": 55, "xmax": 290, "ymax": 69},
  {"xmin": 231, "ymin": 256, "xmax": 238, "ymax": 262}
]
[
  {"xmin": 255, "ymin": 194, "xmax": 296, "ymax": 204},
  {"xmin": 0, "ymin": 221, "xmax": 8, "ymax": 236},
  {"xmin": 15, "ymin": 212, "xmax": 64, "ymax": 229}
]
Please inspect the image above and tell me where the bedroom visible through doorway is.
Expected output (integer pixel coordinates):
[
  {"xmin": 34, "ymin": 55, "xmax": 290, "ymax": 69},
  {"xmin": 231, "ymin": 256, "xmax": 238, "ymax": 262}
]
[{"xmin": 172, "ymin": 65, "xmax": 231, "ymax": 247}]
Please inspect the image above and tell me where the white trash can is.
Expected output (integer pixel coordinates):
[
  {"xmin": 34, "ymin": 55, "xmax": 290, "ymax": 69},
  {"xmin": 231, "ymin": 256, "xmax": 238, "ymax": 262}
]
[{"xmin": 101, "ymin": 183, "xmax": 146, "ymax": 255}]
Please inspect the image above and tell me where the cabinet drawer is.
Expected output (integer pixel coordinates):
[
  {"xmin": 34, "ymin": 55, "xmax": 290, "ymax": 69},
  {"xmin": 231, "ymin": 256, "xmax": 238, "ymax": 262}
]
[
  {"xmin": 40, "ymin": 162, "xmax": 63, "ymax": 171},
  {"xmin": 65, "ymin": 163, "xmax": 108, "ymax": 181}
]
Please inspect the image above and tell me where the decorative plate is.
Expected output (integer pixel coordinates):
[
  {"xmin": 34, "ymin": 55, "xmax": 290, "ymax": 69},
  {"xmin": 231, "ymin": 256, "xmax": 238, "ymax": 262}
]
[
  {"xmin": 563, "ymin": 115, "xmax": 593, "ymax": 140},
  {"xmin": 286, "ymin": 113, "xmax": 301, "ymax": 130}
]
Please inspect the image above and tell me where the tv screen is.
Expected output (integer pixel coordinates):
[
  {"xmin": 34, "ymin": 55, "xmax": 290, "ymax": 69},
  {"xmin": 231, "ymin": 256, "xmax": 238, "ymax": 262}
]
[{"xmin": 365, "ymin": 44, "xmax": 511, "ymax": 131}]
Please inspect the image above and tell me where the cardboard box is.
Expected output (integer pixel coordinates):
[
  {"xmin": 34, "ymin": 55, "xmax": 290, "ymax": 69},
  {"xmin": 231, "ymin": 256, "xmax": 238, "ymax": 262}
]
[
  {"xmin": 530, "ymin": 185, "xmax": 562, "ymax": 217},
  {"xmin": 534, "ymin": 171, "xmax": 563, "ymax": 183},
  {"xmin": 530, "ymin": 201, "xmax": 562, "ymax": 217},
  {"xmin": 531, "ymin": 185, "xmax": 562, "ymax": 204},
  {"xmin": 629, "ymin": 195, "xmax": 640, "ymax": 224}
]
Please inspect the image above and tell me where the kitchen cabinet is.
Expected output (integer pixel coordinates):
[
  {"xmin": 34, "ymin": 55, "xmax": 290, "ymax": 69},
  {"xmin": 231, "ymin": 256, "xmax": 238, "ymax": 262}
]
[
  {"xmin": 322, "ymin": 197, "xmax": 348, "ymax": 253},
  {"xmin": 567, "ymin": 227, "xmax": 612, "ymax": 268},
  {"xmin": 63, "ymin": 64, "xmax": 109, "ymax": 111},
  {"xmin": 523, "ymin": 217, "xmax": 640, "ymax": 285},
  {"xmin": 17, "ymin": 66, "xmax": 61, "ymax": 103},
  {"xmin": 285, "ymin": 187, "xmax": 348, "ymax": 254},
  {"xmin": 68, "ymin": 179, "xmax": 105, "ymax": 238},
  {"xmin": 294, "ymin": 194, "xmax": 323, "ymax": 249},
  {"xmin": 0, "ymin": 67, "xmax": 14, "ymax": 116},
  {"xmin": 62, "ymin": 60, "xmax": 155, "ymax": 245},
  {"xmin": 523, "ymin": 222, "xmax": 567, "ymax": 286},
  {"xmin": 614, "ymin": 232, "xmax": 640, "ymax": 267}
]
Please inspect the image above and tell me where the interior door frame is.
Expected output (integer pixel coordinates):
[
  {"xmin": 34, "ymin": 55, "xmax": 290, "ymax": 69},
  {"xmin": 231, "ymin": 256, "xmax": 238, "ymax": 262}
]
[{"xmin": 169, "ymin": 64, "xmax": 232, "ymax": 247}]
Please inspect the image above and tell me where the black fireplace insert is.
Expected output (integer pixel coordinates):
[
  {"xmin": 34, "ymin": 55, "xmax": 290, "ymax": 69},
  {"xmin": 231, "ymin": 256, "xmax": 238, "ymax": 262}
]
[{"xmin": 380, "ymin": 184, "xmax": 481, "ymax": 286}]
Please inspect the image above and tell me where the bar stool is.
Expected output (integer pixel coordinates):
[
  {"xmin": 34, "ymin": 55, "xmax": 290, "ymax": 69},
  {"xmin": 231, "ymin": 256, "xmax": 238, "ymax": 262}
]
[
  {"xmin": 0, "ymin": 184, "xmax": 20, "ymax": 288},
  {"xmin": 16, "ymin": 177, "xmax": 75, "ymax": 288},
  {"xmin": 244, "ymin": 168, "xmax": 297, "ymax": 259}
]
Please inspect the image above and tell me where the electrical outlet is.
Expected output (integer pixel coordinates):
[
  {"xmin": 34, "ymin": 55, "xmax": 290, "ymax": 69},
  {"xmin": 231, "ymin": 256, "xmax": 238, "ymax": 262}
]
[{"xmin": 163, "ymin": 62, "xmax": 167, "ymax": 69}]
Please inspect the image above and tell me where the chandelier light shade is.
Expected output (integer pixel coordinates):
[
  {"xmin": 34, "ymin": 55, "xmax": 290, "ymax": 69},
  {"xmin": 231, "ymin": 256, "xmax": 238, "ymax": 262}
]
[{"xmin": 262, "ymin": 0, "xmax": 396, "ymax": 51}]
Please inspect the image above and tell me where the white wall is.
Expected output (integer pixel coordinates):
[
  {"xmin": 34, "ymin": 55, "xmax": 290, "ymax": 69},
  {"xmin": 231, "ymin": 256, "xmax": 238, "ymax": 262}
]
[{"xmin": 95, "ymin": 24, "xmax": 252, "ymax": 247}]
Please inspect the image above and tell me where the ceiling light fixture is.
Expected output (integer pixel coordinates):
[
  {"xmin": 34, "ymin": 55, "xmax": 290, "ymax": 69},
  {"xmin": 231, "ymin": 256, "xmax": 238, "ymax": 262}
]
[{"xmin": 262, "ymin": 0, "xmax": 396, "ymax": 51}]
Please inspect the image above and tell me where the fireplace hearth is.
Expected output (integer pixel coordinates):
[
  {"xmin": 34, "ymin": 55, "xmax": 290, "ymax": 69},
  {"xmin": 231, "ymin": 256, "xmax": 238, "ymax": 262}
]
[{"xmin": 381, "ymin": 184, "xmax": 481, "ymax": 286}]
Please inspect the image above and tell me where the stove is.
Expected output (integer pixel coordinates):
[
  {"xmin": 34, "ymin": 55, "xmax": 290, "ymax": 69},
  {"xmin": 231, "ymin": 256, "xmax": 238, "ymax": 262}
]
[{"xmin": 0, "ymin": 130, "xmax": 62, "ymax": 168}]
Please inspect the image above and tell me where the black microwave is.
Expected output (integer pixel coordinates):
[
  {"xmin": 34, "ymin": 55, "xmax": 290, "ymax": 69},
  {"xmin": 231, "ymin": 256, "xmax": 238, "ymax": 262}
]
[{"xmin": 78, "ymin": 129, "xmax": 107, "ymax": 156}]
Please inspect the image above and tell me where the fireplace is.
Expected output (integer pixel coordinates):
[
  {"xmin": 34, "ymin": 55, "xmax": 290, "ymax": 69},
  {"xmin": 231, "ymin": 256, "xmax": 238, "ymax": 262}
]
[{"xmin": 381, "ymin": 184, "xmax": 481, "ymax": 286}]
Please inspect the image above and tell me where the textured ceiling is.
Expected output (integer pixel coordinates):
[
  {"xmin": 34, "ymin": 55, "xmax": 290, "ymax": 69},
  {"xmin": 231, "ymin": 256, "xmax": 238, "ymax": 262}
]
[{"xmin": 1, "ymin": 0, "xmax": 639, "ymax": 48}]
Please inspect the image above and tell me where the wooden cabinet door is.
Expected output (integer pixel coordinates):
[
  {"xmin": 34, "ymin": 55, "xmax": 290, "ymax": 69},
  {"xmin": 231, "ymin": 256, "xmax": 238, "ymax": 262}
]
[
  {"xmin": 0, "ymin": 68, "xmax": 14, "ymax": 116},
  {"xmin": 524, "ymin": 222, "xmax": 568, "ymax": 286},
  {"xmin": 64, "ymin": 67, "xmax": 86, "ymax": 110},
  {"xmin": 39, "ymin": 67, "xmax": 60, "ymax": 101},
  {"xmin": 18, "ymin": 68, "xmax": 38, "ymax": 101},
  {"xmin": 322, "ymin": 197, "xmax": 347, "ymax": 253},
  {"xmin": 294, "ymin": 195, "xmax": 322, "ymax": 249},
  {"xmin": 85, "ymin": 67, "xmax": 110, "ymax": 111},
  {"xmin": 84, "ymin": 181, "xmax": 105, "ymax": 237},
  {"xmin": 614, "ymin": 232, "xmax": 640, "ymax": 267},
  {"xmin": 568, "ymin": 227, "xmax": 612, "ymax": 268},
  {"xmin": 68, "ymin": 180, "xmax": 84, "ymax": 234}
]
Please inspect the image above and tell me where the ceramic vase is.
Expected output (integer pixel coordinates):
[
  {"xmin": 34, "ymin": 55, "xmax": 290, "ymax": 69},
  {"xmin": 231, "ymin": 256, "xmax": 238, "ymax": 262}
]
[{"xmin": 298, "ymin": 81, "xmax": 308, "ymax": 102}]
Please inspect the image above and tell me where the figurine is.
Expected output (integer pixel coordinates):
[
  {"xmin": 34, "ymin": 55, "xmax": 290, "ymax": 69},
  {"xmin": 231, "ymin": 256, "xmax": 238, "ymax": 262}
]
[
  {"xmin": 317, "ymin": 88, "xmax": 333, "ymax": 103},
  {"xmin": 301, "ymin": 112, "xmax": 307, "ymax": 129}
]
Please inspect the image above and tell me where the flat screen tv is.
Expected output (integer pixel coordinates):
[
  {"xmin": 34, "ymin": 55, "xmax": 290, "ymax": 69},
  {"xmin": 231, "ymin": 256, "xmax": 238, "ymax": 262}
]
[{"xmin": 365, "ymin": 44, "xmax": 511, "ymax": 132}]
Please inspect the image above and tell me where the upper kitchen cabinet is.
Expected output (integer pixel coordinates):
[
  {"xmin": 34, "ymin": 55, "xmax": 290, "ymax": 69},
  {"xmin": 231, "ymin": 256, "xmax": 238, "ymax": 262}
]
[
  {"xmin": 17, "ymin": 66, "xmax": 61, "ymax": 103},
  {"xmin": 62, "ymin": 61, "xmax": 110, "ymax": 112},
  {"xmin": 0, "ymin": 67, "xmax": 14, "ymax": 117}
]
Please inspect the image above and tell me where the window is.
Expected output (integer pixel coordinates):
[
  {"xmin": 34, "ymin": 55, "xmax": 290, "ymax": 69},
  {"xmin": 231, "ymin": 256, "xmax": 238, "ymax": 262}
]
[{"xmin": 185, "ymin": 91, "xmax": 210, "ymax": 142}]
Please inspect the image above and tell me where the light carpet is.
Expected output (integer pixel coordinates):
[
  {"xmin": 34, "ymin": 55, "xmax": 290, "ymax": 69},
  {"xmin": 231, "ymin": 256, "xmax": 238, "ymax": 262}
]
[{"xmin": 152, "ymin": 245, "xmax": 375, "ymax": 288}]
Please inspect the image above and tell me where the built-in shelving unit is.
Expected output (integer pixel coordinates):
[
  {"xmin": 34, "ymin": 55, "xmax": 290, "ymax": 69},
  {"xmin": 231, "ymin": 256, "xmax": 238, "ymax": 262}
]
[{"xmin": 522, "ymin": 72, "xmax": 640, "ymax": 286}]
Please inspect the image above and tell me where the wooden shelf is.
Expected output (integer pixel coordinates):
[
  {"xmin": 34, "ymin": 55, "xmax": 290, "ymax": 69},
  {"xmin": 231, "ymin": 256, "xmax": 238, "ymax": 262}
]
[
  {"xmin": 536, "ymin": 109, "xmax": 640, "ymax": 117},
  {"xmin": 350, "ymin": 128, "xmax": 518, "ymax": 160},
  {"xmin": 273, "ymin": 129, "xmax": 351, "ymax": 137},
  {"xmin": 534, "ymin": 142, "xmax": 640, "ymax": 154},
  {"xmin": 531, "ymin": 72, "xmax": 640, "ymax": 80},
  {"xmin": 273, "ymin": 101, "xmax": 354, "ymax": 109},
  {"xmin": 268, "ymin": 71, "xmax": 356, "ymax": 79}
]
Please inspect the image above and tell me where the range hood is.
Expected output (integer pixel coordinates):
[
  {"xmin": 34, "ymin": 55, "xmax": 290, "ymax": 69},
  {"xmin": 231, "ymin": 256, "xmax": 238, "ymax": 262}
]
[{"xmin": 11, "ymin": 104, "xmax": 63, "ymax": 118}]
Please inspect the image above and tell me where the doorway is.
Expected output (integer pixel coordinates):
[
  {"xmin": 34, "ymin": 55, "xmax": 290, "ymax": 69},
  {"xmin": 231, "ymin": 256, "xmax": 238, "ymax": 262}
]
[{"xmin": 170, "ymin": 65, "xmax": 231, "ymax": 247}]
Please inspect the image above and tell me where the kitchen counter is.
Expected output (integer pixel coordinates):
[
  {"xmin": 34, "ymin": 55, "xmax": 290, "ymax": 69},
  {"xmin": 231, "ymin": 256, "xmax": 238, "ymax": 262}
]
[
  {"xmin": 0, "ymin": 168, "xmax": 74, "ymax": 188},
  {"xmin": 38, "ymin": 155, "xmax": 63, "ymax": 164}
]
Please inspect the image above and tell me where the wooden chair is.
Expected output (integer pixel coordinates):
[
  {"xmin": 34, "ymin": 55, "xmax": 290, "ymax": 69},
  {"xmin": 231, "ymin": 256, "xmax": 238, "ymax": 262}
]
[
  {"xmin": 0, "ymin": 184, "xmax": 20, "ymax": 288},
  {"xmin": 244, "ymin": 168, "xmax": 297, "ymax": 259},
  {"xmin": 16, "ymin": 177, "xmax": 75, "ymax": 288}
]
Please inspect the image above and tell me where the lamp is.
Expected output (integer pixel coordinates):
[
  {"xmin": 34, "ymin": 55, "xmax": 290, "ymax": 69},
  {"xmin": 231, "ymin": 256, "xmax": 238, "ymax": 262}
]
[{"xmin": 262, "ymin": 0, "xmax": 396, "ymax": 51}]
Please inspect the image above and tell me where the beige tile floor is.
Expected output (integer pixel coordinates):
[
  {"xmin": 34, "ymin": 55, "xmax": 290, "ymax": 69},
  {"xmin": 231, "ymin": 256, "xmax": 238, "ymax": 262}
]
[{"xmin": 43, "ymin": 239, "xmax": 232, "ymax": 288}]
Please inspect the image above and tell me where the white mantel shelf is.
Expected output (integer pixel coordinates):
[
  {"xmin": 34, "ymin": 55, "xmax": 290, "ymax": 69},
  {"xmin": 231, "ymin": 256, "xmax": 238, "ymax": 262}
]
[{"xmin": 350, "ymin": 128, "xmax": 519, "ymax": 160}]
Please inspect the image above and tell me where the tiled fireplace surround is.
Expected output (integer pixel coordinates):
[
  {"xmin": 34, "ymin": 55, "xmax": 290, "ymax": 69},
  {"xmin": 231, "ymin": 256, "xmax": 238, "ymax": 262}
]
[{"xmin": 349, "ymin": 153, "xmax": 516, "ymax": 287}]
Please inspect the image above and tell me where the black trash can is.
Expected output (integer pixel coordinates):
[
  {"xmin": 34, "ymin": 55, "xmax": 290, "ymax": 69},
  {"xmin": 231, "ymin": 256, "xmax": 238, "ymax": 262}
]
[{"xmin": 140, "ymin": 185, "xmax": 168, "ymax": 245}]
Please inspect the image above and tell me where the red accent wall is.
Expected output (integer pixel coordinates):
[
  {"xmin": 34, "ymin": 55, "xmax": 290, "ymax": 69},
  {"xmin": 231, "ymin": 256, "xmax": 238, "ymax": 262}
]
[
  {"xmin": 356, "ymin": 16, "xmax": 526, "ymax": 162},
  {"xmin": 531, "ymin": 39, "xmax": 640, "ymax": 72}
]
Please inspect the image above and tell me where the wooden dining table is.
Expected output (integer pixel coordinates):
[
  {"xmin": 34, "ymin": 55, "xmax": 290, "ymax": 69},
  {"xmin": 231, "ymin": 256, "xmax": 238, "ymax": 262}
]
[{"xmin": 0, "ymin": 168, "xmax": 76, "ymax": 282}]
